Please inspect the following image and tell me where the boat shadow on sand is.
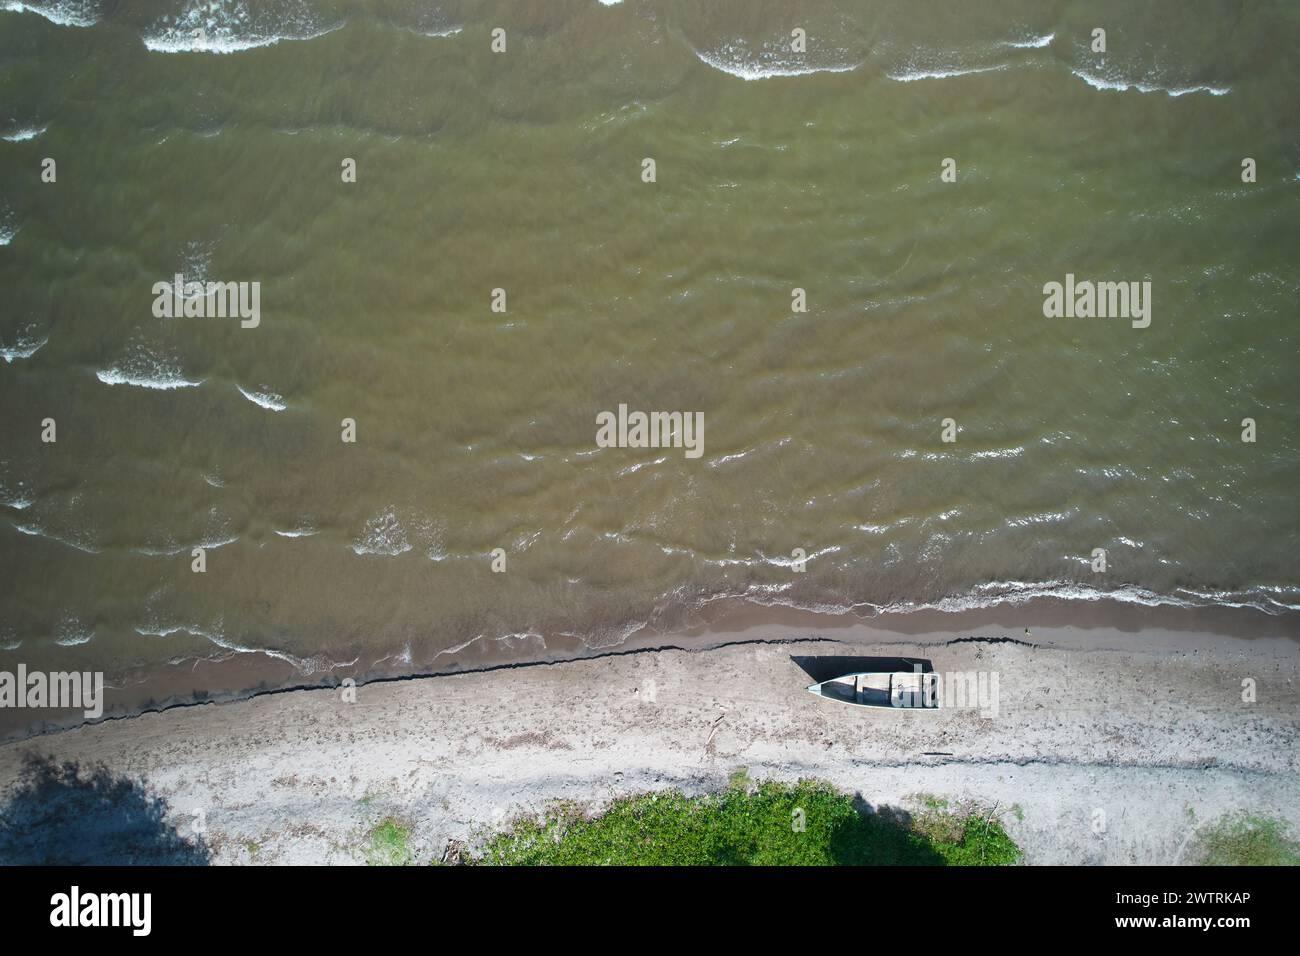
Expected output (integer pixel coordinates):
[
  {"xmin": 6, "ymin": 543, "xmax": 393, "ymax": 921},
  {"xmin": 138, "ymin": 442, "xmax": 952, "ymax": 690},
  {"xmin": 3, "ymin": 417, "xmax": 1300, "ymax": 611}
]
[
  {"xmin": 0, "ymin": 752, "xmax": 210, "ymax": 865},
  {"xmin": 790, "ymin": 655, "xmax": 933, "ymax": 685}
]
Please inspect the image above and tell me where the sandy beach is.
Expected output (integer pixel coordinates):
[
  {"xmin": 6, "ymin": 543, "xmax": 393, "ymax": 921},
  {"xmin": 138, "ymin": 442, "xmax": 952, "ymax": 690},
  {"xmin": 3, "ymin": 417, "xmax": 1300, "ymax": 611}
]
[{"xmin": 1, "ymin": 618, "xmax": 1296, "ymax": 865}]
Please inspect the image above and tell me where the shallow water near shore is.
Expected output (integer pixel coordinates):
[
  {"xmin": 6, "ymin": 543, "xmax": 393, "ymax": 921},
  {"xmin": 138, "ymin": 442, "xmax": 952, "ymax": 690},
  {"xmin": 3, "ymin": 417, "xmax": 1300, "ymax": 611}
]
[{"xmin": 1, "ymin": 0, "xmax": 1298, "ymax": 719}]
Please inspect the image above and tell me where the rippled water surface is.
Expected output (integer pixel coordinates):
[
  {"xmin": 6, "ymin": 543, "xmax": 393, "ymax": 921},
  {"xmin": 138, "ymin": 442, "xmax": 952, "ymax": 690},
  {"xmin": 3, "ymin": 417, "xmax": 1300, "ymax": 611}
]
[{"xmin": 1, "ymin": 0, "xmax": 1298, "ymax": 692}]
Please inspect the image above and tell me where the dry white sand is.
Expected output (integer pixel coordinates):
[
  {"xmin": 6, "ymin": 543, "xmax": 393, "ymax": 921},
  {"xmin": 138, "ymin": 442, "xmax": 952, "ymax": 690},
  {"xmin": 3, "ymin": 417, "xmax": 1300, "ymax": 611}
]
[{"xmin": 0, "ymin": 625, "xmax": 1296, "ymax": 864}]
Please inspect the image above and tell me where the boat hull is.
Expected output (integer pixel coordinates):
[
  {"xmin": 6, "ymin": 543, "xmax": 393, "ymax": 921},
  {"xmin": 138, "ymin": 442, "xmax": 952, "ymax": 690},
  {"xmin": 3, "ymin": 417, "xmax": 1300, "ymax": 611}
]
[{"xmin": 806, "ymin": 672, "xmax": 940, "ymax": 709}]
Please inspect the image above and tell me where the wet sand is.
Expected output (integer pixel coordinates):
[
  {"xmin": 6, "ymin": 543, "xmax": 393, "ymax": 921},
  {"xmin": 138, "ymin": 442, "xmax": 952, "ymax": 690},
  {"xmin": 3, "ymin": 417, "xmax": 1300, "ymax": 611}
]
[
  {"xmin": 0, "ymin": 617, "xmax": 1296, "ymax": 864},
  {"xmin": 3, "ymin": 596, "xmax": 1296, "ymax": 740},
  {"xmin": 3, "ymin": 594, "xmax": 1296, "ymax": 740}
]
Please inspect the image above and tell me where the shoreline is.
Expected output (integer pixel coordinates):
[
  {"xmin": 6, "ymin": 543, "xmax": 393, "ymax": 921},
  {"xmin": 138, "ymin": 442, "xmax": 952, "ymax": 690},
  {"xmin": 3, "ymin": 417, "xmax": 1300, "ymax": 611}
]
[
  {"xmin": 0, "ymin": 616, "xmax": 1297, "ymax": 864},
  {"xmin": 4, "ymin": 593, "xmax": 1297, "ymax": 741}
]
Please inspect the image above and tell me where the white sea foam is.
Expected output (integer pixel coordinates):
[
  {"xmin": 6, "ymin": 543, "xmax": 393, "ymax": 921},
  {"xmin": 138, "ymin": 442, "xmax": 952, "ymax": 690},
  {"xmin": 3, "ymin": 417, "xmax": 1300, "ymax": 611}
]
[
  {"xmin": 386, "ymin": 5, "xmax": 462, "ymax": 38},
  {"xmin": 138, "ymin": 620, "xmax": 356, "ymax": 674},
  {"xmin": 1, "ymin": 125, "xmax": 47, "ymax": 142},
  {"xmin": 237, "ymin": 384, "xmax": 286, "ymax": 411},
  {"xmin": 743, "ymin": 579, "xmax": 1299, "ymax": 619},
  {"xmin": 431, "ymin": 630, "xmax": 548, "ymax": 660},
  {"xmin": 405, "ymin": 511, "xmax": 447, "ymax": 562},
  {"xmin": 352, "ymin": 506, "xmax": 411, "ymax": 556},
  {"xmin": 617, "ymin": 455, "xmax": 667, "ymax": 477},
  {"xmin": 888, "ymin": 63, "xmax": 1010, "ymax": 82},
  {"xmin": 1002, "ymin": 508, "xmax": 1078, "ymax": 528},
  {"xmin": 1, "ymin": 0, "xmax": 100, "ymax": 27},
  {"xmin": 854, "ymin": 516, "xmax": 916, "ymax": 536},
  {"xmin": 969, "ymin": 446, "xmax": 1025, "ymax": 460},
  {"xmin": 1070, "ymin": 69, "xmax": 1230, "ymax": 97},
  {"xmin": 198, "ymin": 632, "xmax": 353, "ymax": 673},
  {"xmin": 0, "ymin": 478, "xmax": 36, "ymax": 513},
  {"xmin": 180, "ymin": 239, "xmax": 213, "ymax": 283},
  {"xmin": 369, "ymin": 643, "xmax": 414, "ymax": 669},
  {"xmin": 274, "ymin": 521, "xmax": 316, "ymax": 538},
  {"xmin": 708, "ymin": 448, "xmax": 753, "ymax": 468},
  {"xmin": 904, "ymin": 580, "xmax": 1297, "ymax": 615},
  {"xmin": 54, "ymin": 617, "xmax": 93, "ymax": 646},
  {"xmin": 693, "ymin": 40, "xmax": 860, "ymax": 81},
  {"xmin": 403, "ymin": 22, "xmax": 461, "ymax": 38},
  {"xmin": 559, "ymin": 619, "xmax": 640, "ymax": 651},
  {"xmin": 135, "ymin": 624, "xmax": 200, "ymax": 638},
  {"xmin": 763, "ymin": 545, "xmax": 840, "ymax": 569},
  {"xmin": 657, "ymin": 542, "xmax": 842, "ymax": 570},
  {"xmin": 96, "ymin": 344, "xmax": 202, "ymax": 390},
  {"xmin": 1152, "ymin": 83, "xmax": 1231, "ymax": 98},
  {"xmin": 1002, "ymin": 33, "xmax": 1054, "ymax": 49},
  {"xmin": 136, "ymin": 532, "xmax": 238, "ymax": 556},
  {"xmin": 96, "ymin": 367, "xmax": 202, "ymax": 390},
  {"xmin": 11, "ymin": 521, "xmax": 101, "ymax": 553},
  {"xmin": 143, "ymin": 1, "xmax": 343, "ymax": 55},
  {"xmin": 1, "ymin": 326, "xmax": 48, "ymax": 363}
]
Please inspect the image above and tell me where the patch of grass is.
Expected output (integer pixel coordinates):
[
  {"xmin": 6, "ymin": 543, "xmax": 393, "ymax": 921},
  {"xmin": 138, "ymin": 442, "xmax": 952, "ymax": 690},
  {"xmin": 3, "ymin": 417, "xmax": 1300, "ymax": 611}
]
[
  {"xmin": 911, "ymin": 800, "xmax": 968, "ymax": 845},
  {"xmin": 912, "ymin": 792, "xmax": 949, "ymax": 811},
  {"xmin": 1192, "ymin": 813, "xmax": 1300, "ymax": 866},
  {"xmin": 922, "ymin": 807, "xmax": 1022, "ymax": 866},
  {"xmin": 476, "ymin": 780, "xmax": 1021, "ymax": 866},
  {"xmin": 727, "ymin": 768, "xmax": 752, "ymax": 792},
  {"xmin": 906, "ymin": 794, "xmax": 1020, "ymax": 865},
  {"xmin": 364, "ymin": 818, "xmax": 414, "ymax": 866}
]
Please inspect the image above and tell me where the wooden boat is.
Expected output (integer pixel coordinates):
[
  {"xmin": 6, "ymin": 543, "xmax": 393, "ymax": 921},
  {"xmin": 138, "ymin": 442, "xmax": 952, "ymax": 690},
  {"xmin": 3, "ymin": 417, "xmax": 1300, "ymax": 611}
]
[{"xmin": 806, "ymin": 671, "xmax": 940, "ymax": 709}]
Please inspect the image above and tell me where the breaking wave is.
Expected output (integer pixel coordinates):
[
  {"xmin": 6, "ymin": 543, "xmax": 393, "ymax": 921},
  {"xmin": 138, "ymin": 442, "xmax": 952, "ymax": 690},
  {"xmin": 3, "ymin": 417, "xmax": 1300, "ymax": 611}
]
[
  {"xmin": 1, "ymin": 325, "xmax": 48, "ymax": 363},
  {"xmin": 0, "ymin": 0, "xmax": 101, "ymax": 28},
  {"xmin": 744, "ymin": 579, "xmax": 1300, "ymax": 619},
  {"xmin": 274, "ymin": 526, "xmax": 317, "ymax": 538},
  {"xmin": 136, "ymin": 620, "xmax": 357, "ymax": 675},
  {"xmin": 691, "ymin": 39, "xmax": 860, "ymax": 81},
  {"xmin": 0, "ymin": 206, "xmax": 18, "ymax": 246},
  {"xmin": 887, "ymin": 63, "xmax": 1009, "ymax": 82},
  {"xmin": 10, "ymin": 520, "xmax": 101, "ymax": 554},
  {"xmin": 54, "ymin": 616, "xmax": 94, "ymax": 647},
  {"xmin": 96, "ymin": 342, "xmax": 203, "ymax": 390},
  {"xmin": 352, "ymin": 506, "xmax": 412, "ymax": 556},
  {"xmin": 1, "ymin": 125, "xmax": 47, "ymax": 142},
  {"xmin": 1001, "ymin": 33, "xmax": 1054, "ymax": 49},
  {"xmin": 143, "ymin": 0, "xmax": 344, "ymax": 54},
  {"xmin": 1070, "ymin": 69, "xmax": 1230, "ymax": 97},
  {"xmin": 236, "ymin": 384, "xmax": 286, "ymax": 410}
]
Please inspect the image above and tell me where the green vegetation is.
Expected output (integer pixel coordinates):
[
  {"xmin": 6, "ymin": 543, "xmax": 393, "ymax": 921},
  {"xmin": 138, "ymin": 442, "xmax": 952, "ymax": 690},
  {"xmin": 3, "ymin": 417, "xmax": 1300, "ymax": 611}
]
[
  {"xmin": 908, "ymin": 794, "xmax": 1021, "ymax": 866},
  {"xmin": 476, "ymin": 779, "xmax": 1021, "ymax": 866},
  {"xmin": 1192, "ymin": 813, "xmax": 1300, "ymax": 866},
  {"xmin": 364, "ymin": 818, "xmax": 414, "ymax": 866}
]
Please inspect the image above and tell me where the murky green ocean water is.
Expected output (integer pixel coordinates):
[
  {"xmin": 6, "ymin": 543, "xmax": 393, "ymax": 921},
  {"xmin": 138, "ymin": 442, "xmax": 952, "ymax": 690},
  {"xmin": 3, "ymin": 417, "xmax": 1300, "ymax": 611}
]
[{"xmin": 1, "ymin": 0, "xmax": 1298, "ymax": 700}]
